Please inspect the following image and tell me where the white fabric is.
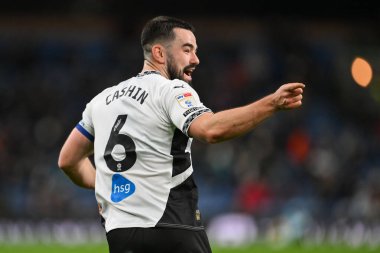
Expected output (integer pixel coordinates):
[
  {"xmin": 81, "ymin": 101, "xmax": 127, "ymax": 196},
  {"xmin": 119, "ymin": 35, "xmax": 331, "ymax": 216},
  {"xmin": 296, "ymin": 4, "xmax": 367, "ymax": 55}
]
[{"xmin": 78, "ymin": 72, "xmax": 211, "ymax": 232}]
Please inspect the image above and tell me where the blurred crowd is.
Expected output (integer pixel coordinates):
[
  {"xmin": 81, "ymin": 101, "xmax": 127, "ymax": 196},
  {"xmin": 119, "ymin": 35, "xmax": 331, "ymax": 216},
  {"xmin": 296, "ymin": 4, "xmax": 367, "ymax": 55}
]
[{"xmin": 0, "ymin": 14, "xmax": 380, "ymax": 243}]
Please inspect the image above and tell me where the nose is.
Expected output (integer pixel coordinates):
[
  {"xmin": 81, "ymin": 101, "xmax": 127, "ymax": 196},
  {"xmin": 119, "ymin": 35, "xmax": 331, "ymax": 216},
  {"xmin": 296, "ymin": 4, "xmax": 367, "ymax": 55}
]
[{"xmin": 191, "ymin": 52, "xmax": 200, "ymax": 65}]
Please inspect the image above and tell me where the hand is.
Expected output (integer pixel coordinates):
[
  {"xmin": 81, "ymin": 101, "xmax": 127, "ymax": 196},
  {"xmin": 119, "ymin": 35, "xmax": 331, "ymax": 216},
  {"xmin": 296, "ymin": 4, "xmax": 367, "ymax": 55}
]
[{"xmin": 272, "ymin": 82, "xmax": 305, "ymax": 110}]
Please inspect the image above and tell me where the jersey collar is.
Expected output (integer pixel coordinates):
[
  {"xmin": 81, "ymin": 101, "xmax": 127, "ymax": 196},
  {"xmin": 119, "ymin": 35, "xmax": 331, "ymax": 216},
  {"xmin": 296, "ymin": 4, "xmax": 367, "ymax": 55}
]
[{"xmin": 137, "ymin": 70, "xmax": 161, "ymax": 77}]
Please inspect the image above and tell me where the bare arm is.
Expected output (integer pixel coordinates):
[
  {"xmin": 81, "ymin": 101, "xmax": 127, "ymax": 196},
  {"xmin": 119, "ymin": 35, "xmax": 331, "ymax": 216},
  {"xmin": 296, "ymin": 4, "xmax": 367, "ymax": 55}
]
[
  {"xmin": 58, "ymin": 128, "xmax": 95, "ymax": 189},
  {"xmin": 189, "ymin": 82, "xmax": 305, "ymax": 143}
]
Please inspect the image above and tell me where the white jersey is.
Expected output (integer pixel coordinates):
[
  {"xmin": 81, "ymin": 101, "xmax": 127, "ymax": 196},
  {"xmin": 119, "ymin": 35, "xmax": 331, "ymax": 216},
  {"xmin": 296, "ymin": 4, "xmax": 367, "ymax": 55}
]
[{"xmin": 76, "ymin": 71, "xmax": 212, "ymax": 232}]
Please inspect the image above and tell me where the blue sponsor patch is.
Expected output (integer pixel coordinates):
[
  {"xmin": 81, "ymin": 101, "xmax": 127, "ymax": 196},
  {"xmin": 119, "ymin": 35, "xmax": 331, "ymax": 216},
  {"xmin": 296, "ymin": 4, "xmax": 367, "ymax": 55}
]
[{"xmin": 111, "ymin": 174, "xmax": 136, "ymax": 202}]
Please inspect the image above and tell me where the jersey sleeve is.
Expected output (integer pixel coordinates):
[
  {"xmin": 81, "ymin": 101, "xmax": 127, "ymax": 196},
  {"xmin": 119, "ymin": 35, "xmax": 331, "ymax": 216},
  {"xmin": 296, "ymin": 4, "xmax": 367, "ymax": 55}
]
[
  {"xmin": 76, "ymin": 101, "xmax": 95, "ymax": 142},
  {"xmin": 162, "ymin": 80, "xmax": 212, "ymax": 136}
]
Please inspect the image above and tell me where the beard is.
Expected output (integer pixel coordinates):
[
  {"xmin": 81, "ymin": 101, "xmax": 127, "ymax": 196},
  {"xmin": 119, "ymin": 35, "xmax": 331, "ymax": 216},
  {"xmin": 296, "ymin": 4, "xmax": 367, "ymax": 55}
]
[{"xmin": 166, "ymin": 54, "xmax": 193, "ymax": 85}]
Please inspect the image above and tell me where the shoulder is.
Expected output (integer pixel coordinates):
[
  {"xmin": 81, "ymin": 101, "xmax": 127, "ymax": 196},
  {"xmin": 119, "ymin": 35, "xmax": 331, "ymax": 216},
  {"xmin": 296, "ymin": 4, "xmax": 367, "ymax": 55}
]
[
  {"xmin": 160, "ymin": 79, "xmax": 195, "ymax": 93},
  {"xmin": 159, "ymin": 80, "xmax": 194, "ymax": 103}
]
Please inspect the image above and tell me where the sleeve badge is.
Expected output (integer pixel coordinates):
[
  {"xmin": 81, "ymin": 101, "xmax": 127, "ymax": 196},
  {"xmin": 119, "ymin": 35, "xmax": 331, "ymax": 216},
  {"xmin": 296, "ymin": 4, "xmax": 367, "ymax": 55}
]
[{"xmin": 175, "ymin": 92, "xmax": 196, "ymax": 108}]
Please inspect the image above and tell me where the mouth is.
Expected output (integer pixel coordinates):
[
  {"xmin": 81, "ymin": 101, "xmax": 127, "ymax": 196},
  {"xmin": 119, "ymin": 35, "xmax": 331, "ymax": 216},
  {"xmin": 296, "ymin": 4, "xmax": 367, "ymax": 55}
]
[{"xmin": 184, "ymin": 68, "xmax": 195, "ymax": 81}]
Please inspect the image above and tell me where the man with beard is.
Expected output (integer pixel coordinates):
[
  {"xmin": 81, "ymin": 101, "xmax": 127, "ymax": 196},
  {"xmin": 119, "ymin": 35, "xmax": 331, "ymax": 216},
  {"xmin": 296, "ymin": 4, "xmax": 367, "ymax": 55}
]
[{"xmin": 58, "ymin": 16, "xmax": 305, "ymax": 253}]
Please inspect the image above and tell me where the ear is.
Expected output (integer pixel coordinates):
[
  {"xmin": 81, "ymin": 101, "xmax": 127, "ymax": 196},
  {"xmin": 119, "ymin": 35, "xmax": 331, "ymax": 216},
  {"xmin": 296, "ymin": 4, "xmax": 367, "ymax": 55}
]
[{"xmin": 151, "ymin": 44, "xmax": 166, "ymax": 64}]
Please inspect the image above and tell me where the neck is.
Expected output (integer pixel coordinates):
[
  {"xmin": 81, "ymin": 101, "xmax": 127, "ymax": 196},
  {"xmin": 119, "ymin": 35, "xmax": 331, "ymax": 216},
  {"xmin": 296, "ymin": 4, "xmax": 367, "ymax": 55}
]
[{"xmin": 142, "ymin": 60, "xmax": 169, "ymax": 79}]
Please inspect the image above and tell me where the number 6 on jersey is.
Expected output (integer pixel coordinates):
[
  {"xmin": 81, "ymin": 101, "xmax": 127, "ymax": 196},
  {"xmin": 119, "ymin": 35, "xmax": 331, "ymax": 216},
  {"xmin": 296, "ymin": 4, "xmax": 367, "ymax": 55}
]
[{"xmin": 104, "ymin": 115, "xmax": 137, "ymax": 172}]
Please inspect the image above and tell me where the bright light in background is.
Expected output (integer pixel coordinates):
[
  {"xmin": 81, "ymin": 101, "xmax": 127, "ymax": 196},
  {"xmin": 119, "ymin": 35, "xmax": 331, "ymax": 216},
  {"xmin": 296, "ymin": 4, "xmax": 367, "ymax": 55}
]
[{"xmin": 351, "ymin": 57, "xmax": 373, "ymax": 87}]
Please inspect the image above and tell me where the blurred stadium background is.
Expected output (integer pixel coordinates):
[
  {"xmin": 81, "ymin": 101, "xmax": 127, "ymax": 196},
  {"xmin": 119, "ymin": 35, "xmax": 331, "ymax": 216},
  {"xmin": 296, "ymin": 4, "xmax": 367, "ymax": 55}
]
[{"xmin": 1, "ymin": 0, "xmax": 380, "ymax": 251}]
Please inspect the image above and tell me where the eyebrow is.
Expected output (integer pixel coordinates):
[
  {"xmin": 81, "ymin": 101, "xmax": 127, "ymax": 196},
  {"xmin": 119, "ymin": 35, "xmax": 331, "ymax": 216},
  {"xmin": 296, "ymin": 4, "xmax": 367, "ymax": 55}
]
[{"xmin": 182, "ymin": 43, "xmax": 197, "ymax": 51}]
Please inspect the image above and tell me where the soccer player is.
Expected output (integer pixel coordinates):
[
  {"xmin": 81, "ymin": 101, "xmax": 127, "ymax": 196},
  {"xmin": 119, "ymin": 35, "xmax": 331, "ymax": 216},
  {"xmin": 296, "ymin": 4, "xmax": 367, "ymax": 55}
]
[{"xmin": 58, "ymin": 16, "xmax": 304, "ymax": 253}]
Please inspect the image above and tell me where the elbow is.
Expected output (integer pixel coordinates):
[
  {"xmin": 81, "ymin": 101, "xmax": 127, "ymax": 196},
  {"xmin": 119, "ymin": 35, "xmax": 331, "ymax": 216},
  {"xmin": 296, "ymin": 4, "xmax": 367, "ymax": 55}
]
[
  {"xmin": 202, "ymin": 129, "xmax": 225, "ymax": 144},
  {"xmin": 58, "ymin": 158, "xmax": 68, "ymax": 172},
  {"xmin": 58, "ymin": 153, "xmax": 73, "ymax": 172},
  {"xmin": 189, "ymin": 115, "xmax": 228, "ymax": 144}
]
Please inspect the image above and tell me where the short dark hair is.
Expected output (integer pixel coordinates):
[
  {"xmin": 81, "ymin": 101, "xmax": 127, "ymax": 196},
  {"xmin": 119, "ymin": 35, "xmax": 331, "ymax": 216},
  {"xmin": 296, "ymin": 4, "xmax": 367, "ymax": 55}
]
[{"xmin": 140, "ymin": 16, "xmax": 195, "ymax": 57}]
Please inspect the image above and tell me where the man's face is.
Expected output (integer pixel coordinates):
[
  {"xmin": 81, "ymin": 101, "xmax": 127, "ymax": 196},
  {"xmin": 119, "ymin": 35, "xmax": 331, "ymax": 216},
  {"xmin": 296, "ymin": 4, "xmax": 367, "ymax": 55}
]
[{"xmin": 165, "ymin": 28, "xmax": 199, "ymax": 84}]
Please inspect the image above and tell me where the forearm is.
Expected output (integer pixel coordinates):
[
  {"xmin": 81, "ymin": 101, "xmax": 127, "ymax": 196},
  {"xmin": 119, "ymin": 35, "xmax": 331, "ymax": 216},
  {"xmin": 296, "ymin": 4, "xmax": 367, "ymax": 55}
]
[
  {"xmin": 203, "ymin": 94, "xmax": 276, "ymax": 143},
  {"xmin": 58, "ymin": 128, "xmax": 95, "ymax": 189},
  {"xmin": 189, "ymin": 82, "xmax": 304, "ymax": 143},
  {"xmin": 61, "ymin": 157, "xmax": 96, "ymax": 189}
]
